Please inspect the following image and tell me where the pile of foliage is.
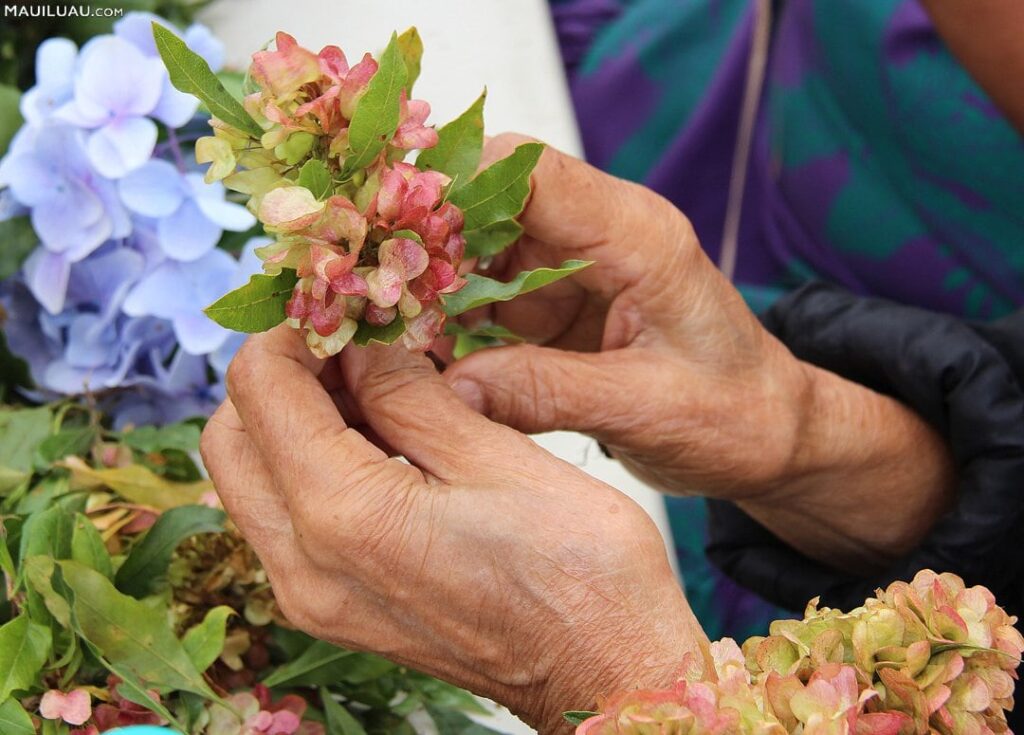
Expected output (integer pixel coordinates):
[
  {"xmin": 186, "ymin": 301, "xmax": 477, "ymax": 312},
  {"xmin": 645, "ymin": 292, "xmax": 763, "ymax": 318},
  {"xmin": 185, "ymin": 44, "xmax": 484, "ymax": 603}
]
[{"xmin": 0, "ymin": 403, "xmax": 506, "ymax": 734}]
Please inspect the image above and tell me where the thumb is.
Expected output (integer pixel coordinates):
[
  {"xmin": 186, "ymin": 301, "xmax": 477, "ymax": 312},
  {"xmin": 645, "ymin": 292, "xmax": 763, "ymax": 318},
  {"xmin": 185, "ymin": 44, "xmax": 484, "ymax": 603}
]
[
  {"xmin": 444, "ymin": 344, "xmax": 649, "ymax": 437},
  {"xmin": 341, "ymin": 342, "xmax": 535, "ymax": 481}
]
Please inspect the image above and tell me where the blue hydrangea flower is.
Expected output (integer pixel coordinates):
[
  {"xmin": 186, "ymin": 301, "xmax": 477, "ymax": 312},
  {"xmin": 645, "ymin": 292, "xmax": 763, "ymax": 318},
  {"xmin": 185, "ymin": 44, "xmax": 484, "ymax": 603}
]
[
  {"xmin": 54, "ymin": 35, "xmax": 166, "ymax": 178},
  {"xmin": 19, "ymin": 38, "xmax": 78, "ymax": 125},
  {"xmin": 114, "ymin": 12, "xmax": 225, "ymax": 128},
  {"xmin": 118, "ymin": 159, "xmax": 255, "ymax": 261},
  {"xmin": 0, "ymin": 124, "xmax": 130, "ymax": 312}
]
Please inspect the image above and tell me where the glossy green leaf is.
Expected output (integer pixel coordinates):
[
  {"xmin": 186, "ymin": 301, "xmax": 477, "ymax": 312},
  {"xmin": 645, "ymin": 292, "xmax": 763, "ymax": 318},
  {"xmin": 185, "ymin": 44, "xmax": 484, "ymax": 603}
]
[
  {"xmin": 397, "ymin": 27, "xmax": 423, "ymax": 92},
  {"xmin": 416, "ymin": 91, "xmax": 485, "ymax": 184},
  {"xmin": 119, "ymin": 423, "xmax": 201, "ymax": 454},
  {"xmin": 322, "ymin": 687, "xmax": 368, "ymax": 735},
  {"xmin": 298, "ymin": 159, "xmax": 333, "ymax": 200},
  {"xmin": 71, "ymin": 513, "xmax": 113, "ymax": 579},
  {"xmin": 563, "ymin": 711, "xmax": 599, "ymax": 726},
  {"xmin": 445, "ymin": 323, "xmax": 523, "ymax": 360},
  {"xmin": 425, "ymin": 705, "xmax": 499, "ymax": 735},
  {"xmin": 19, "ymin": 504, "xmax": 74, "ymax": 565},
  {"xmin": 22, "ymin": 557, "xmax": 71, "ymax": 628},
  {"xmin": 97, "ymin": 651, "xmax": 185, "ymax": 730},
  {"xmin": 448, "ymin": 142, "xmax": 543, "ymax": 231},
  {"xmin": 204, "ymin": 269, "xmax": 298, "ymax": 333},
  {"xmin": 262, "ymin": 640, "xmax": 396, "ymax": 688},
  {"xmin": 344, "ymin": 33, "xmax": 407, "ymax": 174},
  {"xmin": 35, "ymin": 426, "xmax": 95, "ymax": 466},
  {"xmin": 0, "ymin": 215, "xmax": 37, "ymax": 281},
  {"xmin": 183, "ymin": 605, "xmax": 234, "ymax": 672},
  {"xmin": 463, "ymin": 219, "xmax": 523, "ymax": 259},
  {"xmin": 0, "ymin": 406, "xmax": 51, "ymax": 472},
  {"xmin": 61, "ymin": 458, "xmax": 212, "ymax": 510},
  {"xmin": 58, "ymin": 560, "xmax": 216, "ymax": 698},
  {"xmin": 0, "ymin": 697, "xmax": 34, "ymax": 735},
  {"xmin": 442, "ymin": 260, "xmax": 591, "ymax": 317},
  {"xmin": 353, "ymin": 318, "xmax": 406, "ymax": 347},
  {"xmin": 0, "ymin": 615, "xmax": 52, "ymax": 701},
  {"xmin": 115, "ymin": 505, "xmax": 225, "ymax": 598},
  {"xmin": 152, "ymin": 22, "xmax": 262, "ymax": 137}
]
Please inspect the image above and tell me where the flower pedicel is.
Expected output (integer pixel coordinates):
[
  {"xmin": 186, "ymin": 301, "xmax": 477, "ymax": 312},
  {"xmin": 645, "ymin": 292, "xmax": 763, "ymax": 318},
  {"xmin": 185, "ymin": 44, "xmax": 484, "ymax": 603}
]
[{"xmin": 155, "ymin": 25, "xmax": 590, "ymax": 357}]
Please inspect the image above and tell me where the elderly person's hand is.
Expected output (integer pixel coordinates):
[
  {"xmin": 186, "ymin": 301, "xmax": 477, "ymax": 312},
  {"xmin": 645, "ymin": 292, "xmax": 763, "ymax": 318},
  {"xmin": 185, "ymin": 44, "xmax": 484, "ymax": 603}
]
[
  {"xmin": 445, "ymin": 135, "xmax": 955, "ymax": 574},
  {"xmin": 201, "ymin": 326, "xmax": 708, "ymax": 735}
]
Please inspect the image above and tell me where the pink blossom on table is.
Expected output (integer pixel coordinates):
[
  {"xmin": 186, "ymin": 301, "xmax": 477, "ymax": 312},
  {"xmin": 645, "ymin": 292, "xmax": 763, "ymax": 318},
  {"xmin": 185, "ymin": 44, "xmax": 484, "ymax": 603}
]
[{"xmin": 40, "ymin": 688, "xmax": 92, "ymax": 726}]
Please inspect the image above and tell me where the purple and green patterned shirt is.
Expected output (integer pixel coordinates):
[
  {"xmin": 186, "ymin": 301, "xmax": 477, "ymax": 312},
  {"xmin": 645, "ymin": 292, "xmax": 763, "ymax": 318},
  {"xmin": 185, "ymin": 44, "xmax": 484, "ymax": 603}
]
[{"xmin": 550, "ymin": 0, "xmax": 1024, "ymax": 639}]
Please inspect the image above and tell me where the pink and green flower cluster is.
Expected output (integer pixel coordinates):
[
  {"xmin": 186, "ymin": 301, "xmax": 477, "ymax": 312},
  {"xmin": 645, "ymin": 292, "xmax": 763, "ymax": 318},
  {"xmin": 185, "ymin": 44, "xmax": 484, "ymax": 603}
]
[{"xmin": 576, "ymin": 571, "xmax": 1023, "ymax": 735}]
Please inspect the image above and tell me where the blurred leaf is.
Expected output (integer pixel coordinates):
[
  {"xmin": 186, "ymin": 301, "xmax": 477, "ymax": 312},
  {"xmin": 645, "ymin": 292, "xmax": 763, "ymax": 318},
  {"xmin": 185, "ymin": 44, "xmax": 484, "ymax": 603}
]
[
  {"xmin": 204, "ymin": 269, "xmax": 298, "ymax": 333},
  {"xmin": 344, "ymin": 33, "xmax": 407, "ymax": 174},
  {"xmin": 22, "ymin": 557, "xmax": 71, "ymax": 628},
  {"xmin": 182, "ymin": 605, "xmax": 234, "ymax": 672},
  {"xmin": 353, "ymin": 318, "xmax": 406, "ymax": 347},
  {"xmin": 216, "ymin": 69, "xmax": 246, "ymax": 102},
  {"xmin": 412, "ymin": 675, "xmax": 489, "ymax": 715},
  {"xmin": 115, "ymin": 505, "xmax": 225, "ymax": 597},
  {"xmin": 563, "ymin": 711, "xmax": 599, "ymax": 726},
  {"xmin": 120, "ymin": 423, "xmax": 201, "ymax": 454},
  {"xmin": 463, "ymin": 219, "xmax": 523, "ymax": 259},
  {"xmin": 0, "ymin": 697, "xmax": 33, "ymax": 735},
  {"xmin": 448, "ymin": 143, "xmax": 543, "ymax": 231},
  {"xmin": 71, "ymin": 513, "xmax": 113, "ymax": 579},
  {"xmin": 426, "ymin": 705, "xmax": 502, "ymax": 735},
  {"xmin": 0, "ymin": 85, "xmax": 22, "ymax": 156},
  {"xmin": 0, "ymin": 614, "xmax": 52, "ymax": 701},
  {"xmin": 96, "ymin": 650, "xmax": 186, "ymax": 730},
  {"xmin": 0, "ymin": 406, "xmax": 51, "ymax": 472},
  {"xmin": 35, "ymin": 426, "xmax": 96, "ymax": 467},
  {"xmin": 19, "ymin": 503, "xmax": 73, "ymax": 566},
  {"xmin": 58, "ymin": 560, "xmax": 217, "ymax": 698},
  {"xmin": 442, "ymin": 260, "xmax": 591, "ymax": 317},
  {"xmin": 153, "ymin": 22, "xmax": 262, "ymax": 136},
  {"xmin": 396, "ymin": 27, "xmax": 423, "ymax": 93},
  {"xmin": 0, "ymin": 215, "xmax": 37, "ymax": 280},
  {"xmin": 0, "ymin": 331, "xmax": 32, "ymax": 404},
  {"xmin": 416, "ymin": 91, "xmax": 485, "ymax": 184},
  {"xmin": 298, "ymin": 159, "xmax": 333, "ymax": 200},
  {"xmin": 60, "ymin": 457, "xmax": 212, "ymax": 510},
  {"xmin": 322, "ymin": 687, "xmax": 369, "ymax": 735},
  {"xmin": 262, "ymin": 640, "xmax": 396, "ymax": 688}
]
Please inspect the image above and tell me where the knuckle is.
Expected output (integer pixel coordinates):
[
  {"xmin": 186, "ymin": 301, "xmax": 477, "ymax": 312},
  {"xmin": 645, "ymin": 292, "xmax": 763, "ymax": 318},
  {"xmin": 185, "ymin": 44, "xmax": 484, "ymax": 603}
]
[{"xmin": 224, "ymin": 340, "xmax": 258, "ymax": 398}]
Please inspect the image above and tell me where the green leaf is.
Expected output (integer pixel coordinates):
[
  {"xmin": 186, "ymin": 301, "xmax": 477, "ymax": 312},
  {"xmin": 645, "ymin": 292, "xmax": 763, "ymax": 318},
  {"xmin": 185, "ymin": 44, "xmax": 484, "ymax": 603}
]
[
  {"xmin": 353, "ymin": 318, "xmax": 406, "ymax": 347},
  {"xmin": 445, "ymin": 323, "xmax": 524, "ymax": 360},
  {"xmin": 390, "ymin": 229, "xmax": 423, "ymax": 243},
  {"xmin": 0, "ymin": 615, "xmax": 52, "ymax": 702},
  {"xmin": 563, "ymin": 711, "xmax": 599, "ymax": 726},
  {"xmin": 0, "ymin": 697, "xmax": 34, "ymax": 735},
  {"xmin": 35, "ymin": 426, "xmax": 95, "ymax": 466},
  {"xmin": 58, "ymin": 560, "xmax": 216, "ymax": 698},
  {"xmin": 204, "ymin": 269, "xmax": 298, "ymax": 333},
  {"xmin": 425, "ymin": 705, "xmax": 501, "ymax": 735},
  {"xmin": 60, "ymin": 458, "xmax": 212, "ymax": 510},
  {"xmin": 0, "ymin": 85, "xmax": 23, "ymax": 157},
  {"xmin": 19, "ymin": 503, "xmax": 74, "ymax": 565},
  {"xmin": 344, "ymin": 32, "xmax": 407, "ymax": 174},
  {"xmin": 119, "ymin": 423, "xmax": 201, "ymax": 454},
  {"xmin": 98, "ymin": 652, "xmax": 186, "ymax": 730},
  {"xmin": 71, "ymin": 513, "xmax": 113, "ymax": 579},
  {"xmin": 182, "ymin": 605, "xmax": 234, "ymax": 673},
  {"xmin": 0, "ymin": 216, "xmax": 37, "ymax": 281},
  {"xmin": 322, "ymin": 687, "xmax": 368, "ymax": 735},
  {"xmin": 298, "ymin": 159, "xmax": 333, "ymax": 200},
  {"xmin": 262, "ymin": 640, "xmax": 396, "ymax": 688},
  {"xmin": 152, "ymin": 22, "xmax": 262, "ymax": 137},
  {"xmin": 115, "ymin": 505, "xmax": 225, "ymax": 598},
  {"xmin": 448, "ymin": 142, "xmax": 543, "ymax": 231},
  {"xmin": 396, "ymin": 27, "xmax": 423, "ymax": 93},
  {"xmin": 416, "ymin": 91, "xmax": 485, "ymax": 183},
  {"xmin": 442, "ymin": 260, "xmax": 591, "ymax": 317},
  {"xmin": 463, "ymin": 219, "xmax": 523, "ymax": 259},
  {"xmin": 22, "ymin": 557, "xmax": 71, "ymax": 628},
  {"xmin": 0, "ymin": 406, "xmax": 52, "ymax": 472}
]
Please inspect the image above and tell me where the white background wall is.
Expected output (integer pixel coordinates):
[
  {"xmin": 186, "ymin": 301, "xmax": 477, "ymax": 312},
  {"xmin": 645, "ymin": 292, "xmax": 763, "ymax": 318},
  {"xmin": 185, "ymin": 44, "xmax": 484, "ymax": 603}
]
[{"xmin": 199, "ymin": 3, "xmax": 678, "ymax": 731}]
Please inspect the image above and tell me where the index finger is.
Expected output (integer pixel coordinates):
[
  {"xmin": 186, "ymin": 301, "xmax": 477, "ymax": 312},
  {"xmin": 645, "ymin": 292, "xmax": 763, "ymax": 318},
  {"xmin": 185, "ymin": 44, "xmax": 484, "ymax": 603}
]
[{"xmin": 225, "ymin": 325, "xmax": 392, "ymax": 497}]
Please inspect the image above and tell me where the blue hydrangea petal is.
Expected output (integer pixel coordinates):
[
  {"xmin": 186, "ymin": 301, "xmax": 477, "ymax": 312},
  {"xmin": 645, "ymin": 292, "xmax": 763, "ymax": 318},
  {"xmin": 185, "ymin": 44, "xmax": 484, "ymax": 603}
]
[
  {"xmin": 87, "ymin": 116, "xmax": 158, "ymax": 179},
  {"xmin": 184, "ymin": 24, "xmax": 225, "ymax": 71},
  {"xmin": 123, "ymin": 262, "xmax": 188, "ymax": 319},
  {"xmin": 20, "ymin": 38, "xmax": 78, "ymax": 124},
  {"xmin": 1, "ymin": 151, "xmax": 54, "ymax": 207},
  {"xmin": 156, "ymin": 197, "xmax": 220, "ymax": 260},
  {"xmin": 31, "ymin": 186, "xmax": 111, "ymax": 260},
  {"xmin": 74, "ymin": 36, "xmax": 164, "ymax": 120},
  {"xmin": 119, "ymin": 159, "xmax": 187, "ymax": 217},
  {"xmin": 24, "ymin": 248, "xmax": 72, "ymax": 314},
  {"xmin": 151, "ymin": 78, "xmax": 200, "ymax": 128},
  {"xmin": 193, "ymin": 194, "xmax": 256, "ymax": 232},
  {"xmin": 113, "ymin": 11, "xmax": 165, "ymax": 56},
  {"xmin": 174, "ymin": 311, "xmax": 229, "ymax": 355},
  {"xmin": 65, "ymin": 313, "xmax": 119, "ymax": 369}
]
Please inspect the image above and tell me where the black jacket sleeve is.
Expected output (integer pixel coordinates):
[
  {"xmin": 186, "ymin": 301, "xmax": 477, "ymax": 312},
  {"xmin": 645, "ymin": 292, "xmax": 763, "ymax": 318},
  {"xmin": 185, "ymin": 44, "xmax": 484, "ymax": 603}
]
[{"xmin": 705, "ymin": 283, "xmax": 1024, "ymax": 624}]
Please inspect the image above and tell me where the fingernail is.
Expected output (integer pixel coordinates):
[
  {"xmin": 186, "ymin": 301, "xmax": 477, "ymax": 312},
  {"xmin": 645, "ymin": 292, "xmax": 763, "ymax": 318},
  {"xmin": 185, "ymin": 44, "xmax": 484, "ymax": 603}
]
[{"xmin": 449, "ymin": 378, "xmax": 485, "ymax": 412}]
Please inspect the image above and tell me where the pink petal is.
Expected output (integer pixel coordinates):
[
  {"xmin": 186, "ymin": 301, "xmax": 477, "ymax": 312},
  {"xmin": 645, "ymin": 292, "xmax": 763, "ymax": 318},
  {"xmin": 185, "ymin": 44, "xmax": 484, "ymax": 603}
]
[
  {"xmin": 258, "ymin": 187, "xmax": 325, "ymax": 232},
  {"xmin": 330, "ymin": 271, "xmax": 368, "ymax": 297},
  {"xmin": 365, "ymin": 303, "xmax": 397, "ymax": 326},
  {"xmin": 376, "ymin": 168, "xmax": 407, "ymax": 222},
  {"xmin": 250, "ymin": 32, "xmax": 321, "ymax": 97},
  {"xmin": 318, "ymin": 45, "xmax": 349, "ymax": 80},
  {"xmin": 269, "ymin": 710, "xmax": 302, "ymax": 734},
  {"xmin": 310, "ymin": 297, "xmax": 344, "ymax": 336},
  {"xmin": 41, "ymin": 690, "xmax": 92, "ymax": 726}
]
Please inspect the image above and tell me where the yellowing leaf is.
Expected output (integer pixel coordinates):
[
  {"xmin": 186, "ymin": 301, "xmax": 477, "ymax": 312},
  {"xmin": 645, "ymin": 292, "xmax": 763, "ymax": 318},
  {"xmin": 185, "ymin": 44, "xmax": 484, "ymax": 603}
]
[{"xmin": 60, "ymin": 458, "xmax": 211, "ymax": 510}]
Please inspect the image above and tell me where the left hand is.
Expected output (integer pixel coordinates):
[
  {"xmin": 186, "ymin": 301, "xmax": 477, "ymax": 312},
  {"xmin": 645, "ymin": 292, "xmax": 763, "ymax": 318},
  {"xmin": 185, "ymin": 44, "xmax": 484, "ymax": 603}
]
[{"xmin": 201, "ymin": 326, "xmax": 708, "ymax": 734}]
